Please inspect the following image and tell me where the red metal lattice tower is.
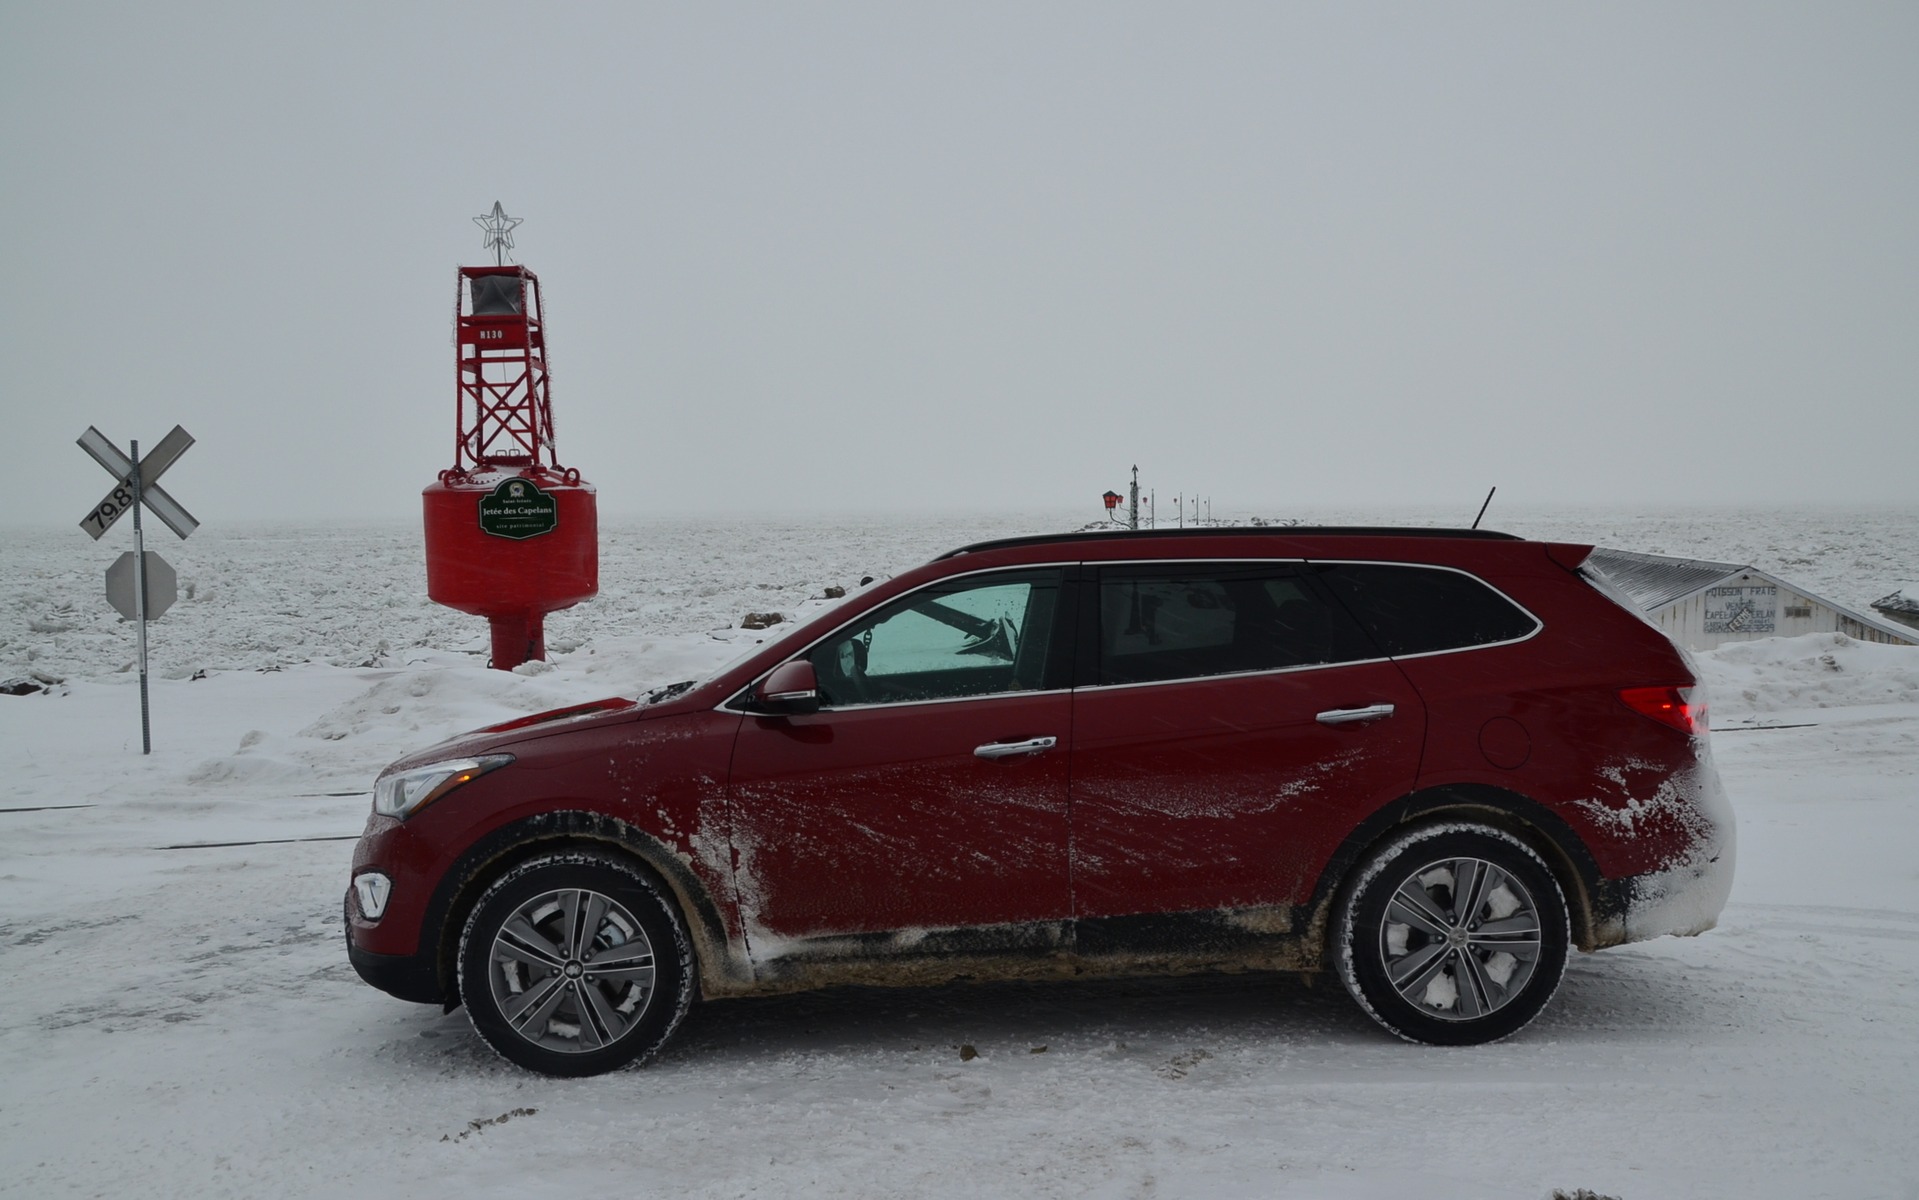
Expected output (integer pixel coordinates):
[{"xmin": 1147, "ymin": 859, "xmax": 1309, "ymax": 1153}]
[{"xmin": 450, "ymin": 265, "xmax": 561, "ymax": 478}]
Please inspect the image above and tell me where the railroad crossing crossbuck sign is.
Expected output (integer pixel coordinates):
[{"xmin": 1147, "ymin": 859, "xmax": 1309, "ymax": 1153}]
[
  {"xmin": 77, "ymin": 425, "xmax": 199, "ymax": 540},
  {"xmin": 76, "ymin": 425, "xmax": 198, "ymax": 755}
]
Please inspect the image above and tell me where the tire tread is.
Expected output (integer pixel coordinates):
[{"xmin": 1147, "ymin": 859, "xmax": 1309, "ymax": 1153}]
[
  {"xmin": 1333, "ymin": 822, "xmax": 1570, "ymax": 1045},
  {"xmin": 456, "ymin": 850, "xmax": 695, "ymax": 1076}
]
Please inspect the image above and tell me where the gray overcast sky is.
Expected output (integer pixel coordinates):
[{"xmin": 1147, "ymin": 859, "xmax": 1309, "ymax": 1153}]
[{"xmin": 4, "ymin": 3, "xmax": 1915, "ymax": 528}]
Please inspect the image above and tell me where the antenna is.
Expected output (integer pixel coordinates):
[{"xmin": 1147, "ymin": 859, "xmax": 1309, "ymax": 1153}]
[{"xmin": 1471, "ymin": 486, "xmax": 1497, "ymax": 530}]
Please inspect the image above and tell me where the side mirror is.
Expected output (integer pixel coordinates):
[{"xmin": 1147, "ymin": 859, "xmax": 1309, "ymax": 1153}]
[{"xmin": 751, "ymin": 660, "xmax": 821, "ymax": 715}]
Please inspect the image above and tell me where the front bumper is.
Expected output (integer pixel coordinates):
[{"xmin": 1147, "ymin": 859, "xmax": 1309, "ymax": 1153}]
[
  {"xmin": 345, "ymin": 917, "xmax": 444, "ymax": 1005},
  {"xmin": 345, "ymin": 813, "xmax": 449, "ymax": 1005}
]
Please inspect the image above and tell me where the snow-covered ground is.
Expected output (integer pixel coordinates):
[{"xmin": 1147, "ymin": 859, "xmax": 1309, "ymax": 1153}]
[{"xmin": 3, "ymin": 506, "xmax": 1917, "ymax": 1199}]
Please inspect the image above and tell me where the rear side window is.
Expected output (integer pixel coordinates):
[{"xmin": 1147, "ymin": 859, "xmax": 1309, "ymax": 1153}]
[
  {"xmin": 1314, "ymin": 563, "xmax": 1537, "ymax": 657},
  {"xmin": 1096, "ymin": 563, "xmax": 1376, "ymax": 685}
]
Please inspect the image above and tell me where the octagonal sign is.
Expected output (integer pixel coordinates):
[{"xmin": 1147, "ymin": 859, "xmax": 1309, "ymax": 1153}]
[{"xmin": 106, "ymin": 551, "xmax": 177, "ymax": 621}]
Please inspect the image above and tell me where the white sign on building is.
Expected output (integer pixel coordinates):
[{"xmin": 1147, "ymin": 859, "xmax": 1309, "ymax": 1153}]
[{"xmin": 1703, "ymin": 585, "xmax": 1777, "ymax": 635}]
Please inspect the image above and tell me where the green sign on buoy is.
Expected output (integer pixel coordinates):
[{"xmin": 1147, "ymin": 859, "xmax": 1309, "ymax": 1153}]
[{"xmin": 478, "ymin": 478, "xmax": 558, "ymax": 540}]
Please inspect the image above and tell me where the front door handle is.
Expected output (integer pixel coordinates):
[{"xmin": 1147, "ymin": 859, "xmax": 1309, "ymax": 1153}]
[
  {"xmin": 1316, "ymin": 704, "xmax": 1396, "ymax": 726},
  {"xmin": 974, "ymin": 736, "xmax": 1059, "ymax": 760}
]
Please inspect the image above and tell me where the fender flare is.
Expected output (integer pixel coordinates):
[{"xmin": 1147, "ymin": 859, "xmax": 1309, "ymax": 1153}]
[
  {"xmin": 417, "ymin": 809, "xmax": 753, "ymax": 1008},
  {"xmin": 1303, "ymin": 784, "xmax": 1612, "ymax": 953}
]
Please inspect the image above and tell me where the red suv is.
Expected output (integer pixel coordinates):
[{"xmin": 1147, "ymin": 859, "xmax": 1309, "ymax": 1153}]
[{"xmin": 347, "ymin": 527, "xmax": 1734, "ymax": 1076}]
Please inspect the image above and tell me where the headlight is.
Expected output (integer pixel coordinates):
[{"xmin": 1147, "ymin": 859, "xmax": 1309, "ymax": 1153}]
[{"xmin": 372, "ymin": 754, "xmax": 514, "ymax": 819}]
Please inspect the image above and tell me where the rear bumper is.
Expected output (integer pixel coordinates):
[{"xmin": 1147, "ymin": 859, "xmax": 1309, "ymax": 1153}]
[
  {"xmin": 1590, "ymin": 756, "xmax": 1737, "ymax": 946},
  {"xmin": 1617, "ymin": 842, "xmax": 1736, "ymax": 942},
  {"xmin": 1591, "ymin": 848, "xmax": 1735, "ymax": 947}
]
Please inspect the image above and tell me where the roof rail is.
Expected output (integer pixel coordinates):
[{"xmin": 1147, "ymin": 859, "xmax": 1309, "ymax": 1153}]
[{"xmin": 939, "ymin": 525, "xmax": 1521, "ymax": 559}]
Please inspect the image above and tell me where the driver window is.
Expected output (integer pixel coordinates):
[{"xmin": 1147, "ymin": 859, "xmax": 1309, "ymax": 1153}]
[{"xmin": 809, "ymin": 570, "xmax": 1062, "ymax": 706}]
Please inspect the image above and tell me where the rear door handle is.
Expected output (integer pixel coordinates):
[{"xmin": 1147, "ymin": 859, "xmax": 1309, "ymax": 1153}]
[
  {"xmin": 974, "ymin": 736, "xmax": 1059, "ymax": 760},
  {"xmin": 1316, "ymin": 704, "xmax": 1396, "ymax": 726}
]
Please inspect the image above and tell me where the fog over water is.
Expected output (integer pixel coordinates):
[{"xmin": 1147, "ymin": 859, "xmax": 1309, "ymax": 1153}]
[
  {"xmin": 5, "ymin": 4, "xmax": 1916, "ymax": 528},
  {"xmin": 6, "ymin": 504, "xmax": 1913, "ymax": 681}
]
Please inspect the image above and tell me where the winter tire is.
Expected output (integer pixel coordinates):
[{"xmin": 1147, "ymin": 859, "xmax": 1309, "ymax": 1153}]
[
  {"xmin": 1334, "ymin": 824, "xmax": 1569, "ymax": 1046},
  {"xmin": 458, "ymin": 851, "xmax": 694, "ymax": 1077}
]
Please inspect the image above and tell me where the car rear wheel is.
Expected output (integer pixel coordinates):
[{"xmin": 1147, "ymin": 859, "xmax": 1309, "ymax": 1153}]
[
  {"xmin": 1334, "ymin": 824, "xmax": 1569, "ymax": 1045},
  {"xmin": 458, "ymin": 851, "xmax": 693, "ymax": 1076}
]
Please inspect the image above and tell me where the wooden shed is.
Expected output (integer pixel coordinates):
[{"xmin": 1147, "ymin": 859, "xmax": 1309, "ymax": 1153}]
[{"xmin": 1584, "ymin": 548, "xmax": 1917, "ymax": 651}]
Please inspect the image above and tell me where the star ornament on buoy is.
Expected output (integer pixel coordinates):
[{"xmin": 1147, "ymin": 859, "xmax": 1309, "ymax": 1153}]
[{"xmin": 473, "ymin": 201, "xmax": 523, "ymax": 265}]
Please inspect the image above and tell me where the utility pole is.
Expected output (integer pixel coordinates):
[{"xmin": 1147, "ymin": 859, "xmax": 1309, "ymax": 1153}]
[{"xmin": 1128, "ymin": 465, "xmax": 1139, "ymax": 531}]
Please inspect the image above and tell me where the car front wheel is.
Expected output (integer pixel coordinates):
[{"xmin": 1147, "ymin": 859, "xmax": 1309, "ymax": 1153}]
[
  {"xmin": 1334, "ymin": 824, "xmax": 1569, "ymax": 1045},
  {"xmin": 457, "ymin": 851, "xmax": 693, "ymax": 1076}
]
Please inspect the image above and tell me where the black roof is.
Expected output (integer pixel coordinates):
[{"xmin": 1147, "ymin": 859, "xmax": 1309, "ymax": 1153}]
[{"xmin": 940, "ymin": 525, "xmax": 1521, "ymax": 559}]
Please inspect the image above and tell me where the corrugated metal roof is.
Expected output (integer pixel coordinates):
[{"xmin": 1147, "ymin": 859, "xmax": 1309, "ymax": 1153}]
[{"xmin": 1584, "ymin": 547, "xmax": 1748, "ymax": 611}]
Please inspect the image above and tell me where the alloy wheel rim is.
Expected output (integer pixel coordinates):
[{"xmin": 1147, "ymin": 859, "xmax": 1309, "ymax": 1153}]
[
  {"xmin": 1377, "ymin": 855, "xmax": 1544, "ymax": 1021},
  {"xmin": 487, "ymin": 887, "xmax": 658, "ymax": 1053}
]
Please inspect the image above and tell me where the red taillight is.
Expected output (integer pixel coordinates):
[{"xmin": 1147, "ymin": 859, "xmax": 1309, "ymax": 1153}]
[{"xmin": 1619, "ymin": 686, "xmax": 1707, "ymax": 736}]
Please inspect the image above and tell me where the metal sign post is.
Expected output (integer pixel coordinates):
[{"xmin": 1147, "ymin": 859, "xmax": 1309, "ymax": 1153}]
[
  {"xmin": 131, "ymin": 440, "xmax": 151, "ymax": 753},
  {"xmin": 77, "ymin": 426, "xmax": 198, "ymax": 754}
]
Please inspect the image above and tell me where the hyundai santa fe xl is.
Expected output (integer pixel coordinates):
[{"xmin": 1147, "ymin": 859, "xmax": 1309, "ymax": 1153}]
[{"xmin": 346, "ymin": 527, "xmax": 1735, "ymax": 1075}]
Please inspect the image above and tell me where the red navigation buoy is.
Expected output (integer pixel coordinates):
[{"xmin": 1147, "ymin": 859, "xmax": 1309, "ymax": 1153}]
[{"xmin": 422, "ymin": 204, "xmax": 597, "ymax": 670}]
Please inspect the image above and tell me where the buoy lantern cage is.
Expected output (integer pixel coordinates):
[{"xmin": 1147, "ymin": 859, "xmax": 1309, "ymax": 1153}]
[
  {"xmin": 447, "ymin": 266, "xmax": 559, "ymax": 475},
  {"xmin": 423, "ymin": 258, "xmax": 599, "ymax": 670}
]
